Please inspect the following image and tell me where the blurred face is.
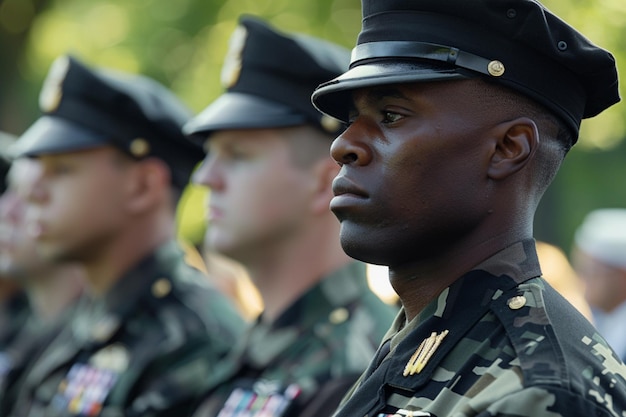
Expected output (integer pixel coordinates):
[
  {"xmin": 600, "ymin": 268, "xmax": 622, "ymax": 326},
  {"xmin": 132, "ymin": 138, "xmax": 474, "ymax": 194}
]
[
  {"xmin": 329, "ymin": 80, "xmax": 500, "ymax": 267},
  {"xmin": 25, "ymin": 146, "xmax": 136, "ymax": 264},
  {"xmin": 572, "ymin": 248, "xmax": 626, "ymax": 313},
  {"xmin": 193, "ymin": 128, "xmax": 319, "ymax": 262},
  {"xmin": 0, "ymin": 159, "xmax": 49, "ymax": 280}
]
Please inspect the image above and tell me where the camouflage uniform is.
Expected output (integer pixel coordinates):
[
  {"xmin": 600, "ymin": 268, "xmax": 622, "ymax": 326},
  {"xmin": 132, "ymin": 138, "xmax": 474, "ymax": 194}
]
[
  {"xmin": 333, "ymin": 240, "xmax": 626, "ymax": 417},
  {"xmin": 192, "ymin": 262, "xmax": 397, "ymax": 417},
  {"xmin": 7, "ymin": 241, "xmax": 246, "ymax": 417}
]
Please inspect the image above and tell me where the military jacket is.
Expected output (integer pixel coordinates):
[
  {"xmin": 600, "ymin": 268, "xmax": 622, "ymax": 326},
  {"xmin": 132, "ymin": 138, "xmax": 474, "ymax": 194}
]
[
  {"xmin": 0, "ymin": 290, "xmax": 30, "ymax": 350},
  {"xmin": 192, "ymin": 261, "xmax": 398, "ymax": 417},
  {"xmin": 8, "ymin": 240, "xmax": 246, "ymax": 417},
  {"xmin": 0, "ymin": 304, "xmax": 76, "ymax": 414},
  {"xmin": 333, "ymin": 240, "xmax": 626, "ymax": 417},
  {"xmin": 0, "ymin": 290, "xmax": 32, "ymax": 407}
]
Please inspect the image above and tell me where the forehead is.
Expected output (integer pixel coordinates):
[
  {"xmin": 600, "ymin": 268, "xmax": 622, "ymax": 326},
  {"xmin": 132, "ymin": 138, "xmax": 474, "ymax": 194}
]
[
  {"xmin": 352, "ymin": 79, "xmax": 485, "ymax": 104},
  {"xmin": 205, "ymin": 128, "xmax": 289, "ymax": 150}
]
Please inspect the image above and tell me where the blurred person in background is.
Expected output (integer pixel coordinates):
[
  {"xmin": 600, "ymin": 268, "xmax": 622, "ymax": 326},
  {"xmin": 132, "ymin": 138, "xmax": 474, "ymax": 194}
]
[
  {"xmin": 6, "ymin": 54, "xmax": 245, "ymax": 417},
  {"xmin": 185, "ymin": 15, "xmax": 397, "ymax": 417},
  {"xmin": 536, "ymin": 241, "xmax": 592, "ymax": 321},
  {"xmin": 573, "ymin": 208, "xmax": 626, "ymax": 362},
  {"xmin": 0, "ymin": 132, "xmax": 31, "ymax": 353},
  {"xmin": 0, "ymin": 156, "xmax": 86, "ymax": 413}
]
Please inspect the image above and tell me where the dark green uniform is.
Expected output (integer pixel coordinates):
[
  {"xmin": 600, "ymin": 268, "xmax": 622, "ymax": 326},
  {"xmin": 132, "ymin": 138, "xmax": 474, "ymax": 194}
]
[
  {"xmin": 0, "ymin": 304, "xmax": 73, "ymax": 415},
  {"xmin": 8, "ymin": 241, "xmax": 246, "ymax": 417},
  {"xmin": 0, "ymin": 290, "xmax": 30, "ymax": 351},
  {"xmin": 332, "ymin": 241, "xmax": 626, "ymax": 417},
  {"xmin": 192, "ymin": 262, "xmax": 397, "ymax": 417}
]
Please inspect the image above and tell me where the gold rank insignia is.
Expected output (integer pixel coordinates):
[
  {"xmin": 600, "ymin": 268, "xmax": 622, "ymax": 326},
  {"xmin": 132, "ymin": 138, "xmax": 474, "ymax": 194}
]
[
  {"xmin": 221, "ymin": 24, "xmax": 248, "ymax": 89},
  {"xmin": 39, "ymin": 55, "xmax": 71, "ymax": 112},
  {"xmin": 403, "ymin": 330, "xmax": 449, "ymax": 376},
  {"xmin": 89, "ymin": 343, "xmax": 130, "ymax": 373}
]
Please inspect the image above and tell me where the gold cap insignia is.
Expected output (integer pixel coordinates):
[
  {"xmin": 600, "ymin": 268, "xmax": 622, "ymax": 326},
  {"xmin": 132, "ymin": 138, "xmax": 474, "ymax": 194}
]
[
  {"xmin": 403, "ymin": 330, "xmax": 449, "ymax": 376},
  {"xmin": 221, "ymin": 25, "xmax": 248, "ymax": 89},
  {"xmin": 39, "ymin": 55, "xmax": 71, "ymax": 112},
  {"xmin": 487, "ymin": 60, "xmax": 505, "ymax": 77},
  {"xmin": 129, "ymin": 138, "xmax": 150, "ymax": 158}
]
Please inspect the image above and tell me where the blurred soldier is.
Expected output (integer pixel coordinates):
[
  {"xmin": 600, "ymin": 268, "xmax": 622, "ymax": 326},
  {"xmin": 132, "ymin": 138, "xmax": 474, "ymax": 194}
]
[
  {"xmin": 0, "ymin": 131, "xmax": 30, "ymax": 353},
  {"xmin": 311, "ymin": 0, "xmax": 625, "ymax": 416},
  {"xmin": 185, "ymin": 16, "xmax": 397, "ymax": 417},
  {"xmin": 573, "ymin": 208, "xmax": 626, "ymax": 362},
  {"xmin": 0, "ymin": 156, "xmax": 85, "ymax": 412},
  {"xmin": 7, "ymin": 55, "xmax": 246, "ymax": 417},
  {"xmin": 536, "ymin": 241, "xmax": 592, "ymax": 321}
]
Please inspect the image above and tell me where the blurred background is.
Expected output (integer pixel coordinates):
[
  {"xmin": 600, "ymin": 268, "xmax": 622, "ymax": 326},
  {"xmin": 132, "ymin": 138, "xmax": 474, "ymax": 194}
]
[{"xmin": 1, "ymin": 0, "xmax": 625, "ymax": 256}]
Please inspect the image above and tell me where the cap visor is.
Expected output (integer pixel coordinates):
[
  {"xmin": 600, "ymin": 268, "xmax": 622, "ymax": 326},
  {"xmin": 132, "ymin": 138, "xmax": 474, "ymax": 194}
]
[
  {"xmin": 183, "ymin": 92, "xmax": 308, "ymax": 139},
  {"xmin": 11, "ymin": 116, "xmax": 108, "ymax": 158},
  {"xmin": 312, "ymin": 61, "xmax": 467, "ymax": 122}
]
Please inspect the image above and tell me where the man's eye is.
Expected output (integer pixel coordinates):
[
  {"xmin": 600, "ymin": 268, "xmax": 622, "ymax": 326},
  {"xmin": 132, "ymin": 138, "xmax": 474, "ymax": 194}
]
[{"xmin": 381, "ymin": 111, "xmax": 403, "ymax": 124}]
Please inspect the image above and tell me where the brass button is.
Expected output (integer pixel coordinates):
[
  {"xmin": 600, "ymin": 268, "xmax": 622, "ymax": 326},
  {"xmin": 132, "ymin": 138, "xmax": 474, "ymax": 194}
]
[
  {"xmin": 129, "ymin": 138, "xmax": 150, "ymax": 157},
  {"xmin": 508, "ymin": 295, "xmax": 527, "ymax": 310},
  {"xmin": 152, "ymin": 278, "xmax": 172, "ymax": 298},
  {"xmin": 329, "ymin": 307, "xmax": 349, "ymax": 324},
  {"xmin": 487, "ymin": 60, "xmax": 505, "ymax": 77}
]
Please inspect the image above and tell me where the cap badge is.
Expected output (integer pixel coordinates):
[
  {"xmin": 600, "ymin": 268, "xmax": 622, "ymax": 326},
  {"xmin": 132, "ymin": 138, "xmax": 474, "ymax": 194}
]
[
  {"xmin": 221, "ymin": 24, "xmax": 248, "ymax": 89},
  {"xmin": 39, "ymin": 55, "xmax": 70, "ymax": 112},
  {"xmin": 487, "ymin": 60, "xmax": 505, "ymax": 77},
  {"xmin": 403, "ymin": 329, "xmax": 449, "ymax": 376}
]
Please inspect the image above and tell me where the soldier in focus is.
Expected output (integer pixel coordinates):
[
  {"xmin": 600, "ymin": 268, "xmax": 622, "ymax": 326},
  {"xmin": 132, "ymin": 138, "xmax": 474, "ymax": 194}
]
[{"xmin": 310, "ymin": 0, "xmax": 626, "ymax": 415}]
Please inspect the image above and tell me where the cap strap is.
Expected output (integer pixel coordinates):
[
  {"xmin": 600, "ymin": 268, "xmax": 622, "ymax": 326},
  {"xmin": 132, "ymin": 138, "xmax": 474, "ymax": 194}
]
[{"xmin": 351, "ymin": 41, "xmax": 499, "ymax": 78}]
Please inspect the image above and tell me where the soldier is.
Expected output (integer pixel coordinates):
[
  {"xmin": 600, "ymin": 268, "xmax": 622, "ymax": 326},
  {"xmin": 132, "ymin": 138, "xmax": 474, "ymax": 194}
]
[
  {"xmin": 0, "ymin": 156, "xmax": 85, "ymax": 413},
  {"xmin": 311, "ymin": 0, "xmax": 626, "ymax": 416},
  {"xmin": 7, "ymin": 55, "xmax": 246, "ymax": 416},
  {"xmin": 0, "ymin": 132, "xmax": 30, "ymax": 354},
  {"xmin": 185, "ymin": 16, "xmax": 398, "ymax": 417}
]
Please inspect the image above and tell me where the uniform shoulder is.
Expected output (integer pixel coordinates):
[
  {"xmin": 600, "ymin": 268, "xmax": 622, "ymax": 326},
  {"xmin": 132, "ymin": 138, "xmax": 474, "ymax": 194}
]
[{"xmin": 491, "ymin": 277, "xmax": 626, "ymax": 410}]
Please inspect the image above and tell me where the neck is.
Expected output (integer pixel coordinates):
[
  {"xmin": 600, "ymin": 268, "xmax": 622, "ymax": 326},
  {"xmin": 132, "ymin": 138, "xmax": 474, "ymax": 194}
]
[
  {"xmin": 84, "ymin": 215, "xmax": 174, "ymax": 297},
  {"xmin": 392, "ymin": 228, "xmax": 532, "ymax": 322},
  {"xmin": 27, "ymin": 264, "xmax": 85, "ymax": 321},
  {"xmin": 245, "ymin": 218, "xmax": 352, "ymax": 323}
]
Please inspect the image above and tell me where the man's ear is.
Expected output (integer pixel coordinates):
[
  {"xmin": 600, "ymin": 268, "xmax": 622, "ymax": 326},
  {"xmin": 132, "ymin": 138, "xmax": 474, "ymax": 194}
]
[
  {"xmin": 125, "ymin": 158, "xmax": 171, "ymax": 214},
  {"xmin": 487, "ymin": 117, "xmax": 539, "ymax": 180}
]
